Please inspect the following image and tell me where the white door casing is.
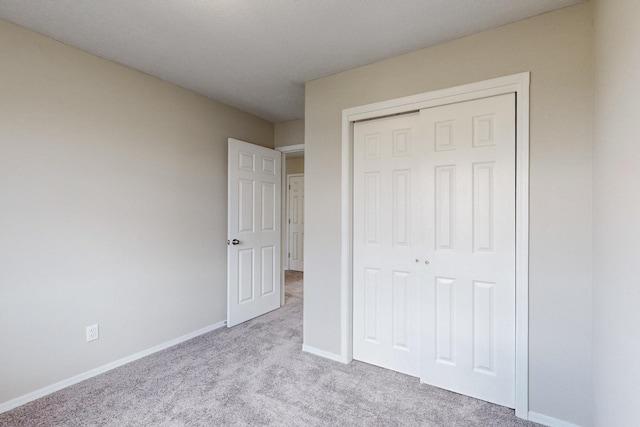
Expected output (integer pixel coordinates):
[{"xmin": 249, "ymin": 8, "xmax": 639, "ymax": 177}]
[
  {"xmin": 287, "ymin": 174, "xmax": 305, "ymax": 271},
  {"xmin": 421, "ymin": 93, "xmax": 516, "ymax": 408},
  {"xmin": 353, "ymin": 113, "xmax": 422, "ymax": 377},
  {"xmin": 227, "ymin": 138, "xmax": 281, "ymax": 327}
]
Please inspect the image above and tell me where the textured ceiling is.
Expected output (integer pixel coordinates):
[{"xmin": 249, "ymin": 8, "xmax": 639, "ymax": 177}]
[{"xmin": 0, "ymin": 0, "xmax": 584, "ymax": 122}]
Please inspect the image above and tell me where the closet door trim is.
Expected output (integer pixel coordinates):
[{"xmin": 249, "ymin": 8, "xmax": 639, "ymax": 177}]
[{"xmin": 339, "ymin": 72, "xmax": 530, "ymax": 419}]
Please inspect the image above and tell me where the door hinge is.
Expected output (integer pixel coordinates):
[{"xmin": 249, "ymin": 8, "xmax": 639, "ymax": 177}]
[
  {"xmin": 288, "ymin": 219, "xmax": 291, "ymax": 224},
  {"xmin": 289, "ymin": 184, "xmax": 291, "ymax": 190},
  {"xmin": 288, "ymin": 253, "xmax": 291, "ymax": 258}
]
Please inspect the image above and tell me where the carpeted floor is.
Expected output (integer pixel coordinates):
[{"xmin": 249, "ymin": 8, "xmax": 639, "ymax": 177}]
[{"xmin": 0, "ymin": 271, "xmax": 541, "ymax": 426}]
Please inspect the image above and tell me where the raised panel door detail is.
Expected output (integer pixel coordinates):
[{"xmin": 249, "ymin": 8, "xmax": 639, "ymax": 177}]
[
  {"xmin": 261, "ymin": 182, "xmax": 276, "ymax": 232},
  {"xmin": 262, "ymin": 157, "xmax": 276, "ymax": 175},
  {"xmin": 473, "ymin": 162, "xmax": 495, "ymax": 253},
  {"xmin": 239, "ymin": 152, "xmax": 255, "ymax": 171},
  {"xmin": 393, "ymin": 170, "xmax": 410, "ymax": 247},
  {"xmin": 238, "ymin": 249, "xmax": 254, "ymax": 304},
  {"xmin": 393, "ymin": 129, "xmax": 411, "ymax": 157},
  {"xmin": 364, "ymin": 268, "xmax": 380, "ymax": 343},
  {"xmin": 435, "ymin": 166, "xmax": 456, "ymax": 251},
  {"xmin": 261, "ymin": 246, "xmax": 275, "ymax": 296},
  {"xmin": 392, "ymin": 271, "xmax": 411, "ymax": 350},
  {"xmin": 435, "ymin": 120, "xmax": 456, "ymax": 151},
  {"xmin": 365, "ymin": 172, "xmax": 381, "ymax": 245},
  {"xmin": 473, "ymin": 281, "xmax": 496, "ymax": 375},
  {"xmin": 292, "ymin": 195, "xmax": 302, "ymax": 224},
  {"xmin": 365, "ymin": 134, "xmax": 381, "ymax": 160},
  {"xmin": 473, "ymin": 114, "xmax": 495, "ymax": 148},
  {"xmin": 291, "ymin": 232, "xmax": 303, "ymax": 262},
  {"xmin": 435, "ymin": 277, "xmax": 456, "ymax": 365},
  {"xmin": 238, "ymin": 179, "xmax": 255, "ymax": 233}
]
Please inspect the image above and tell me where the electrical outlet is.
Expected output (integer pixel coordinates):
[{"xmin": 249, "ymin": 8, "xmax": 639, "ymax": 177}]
[{"xmin": 86, "ymin": 324, "xmax": 99, "ymax": 342}]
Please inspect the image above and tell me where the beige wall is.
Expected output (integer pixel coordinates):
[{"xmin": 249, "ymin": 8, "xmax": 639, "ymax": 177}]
[
  {"xmin": 593, "ymin": 0, "xmax": 640, "ymax": 426},
  {"xmin": 274, "ymin": 119, "xmax": 305, "ymax": 147},
  {"xmin": 304, "ymin": 3, "xmax": 593, "ymax": 425},
  {"xmin": 0, "ymin": 19, "xmax": 273, "ymax": 405},
  {"xmin": 286, "ymin": 158, "xmax": 305, "ymax": 174}
]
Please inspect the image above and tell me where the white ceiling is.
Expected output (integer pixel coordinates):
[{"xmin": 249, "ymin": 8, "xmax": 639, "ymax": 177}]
[{"xmin": 0, "ymin": 0, "xmax": 584, "ymax": 123}]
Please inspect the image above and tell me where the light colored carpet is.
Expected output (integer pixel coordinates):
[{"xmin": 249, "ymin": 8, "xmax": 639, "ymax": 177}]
[{"xmin": 0, "ymin": 271, "xmax": 541, "ymax": 426}]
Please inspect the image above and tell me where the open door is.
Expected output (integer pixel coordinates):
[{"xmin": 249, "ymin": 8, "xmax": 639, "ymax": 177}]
[
  {"xmin": 227, "ymin": 138, "xmax": 282, "ymax": 327},
  {"xmin": 287, "ymin": 174, "xmax": 304, "ymax": 271}
]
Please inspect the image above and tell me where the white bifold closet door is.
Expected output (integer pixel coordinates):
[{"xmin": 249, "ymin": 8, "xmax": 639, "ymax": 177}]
[
  {"xmin": 353, "ymin": 93, "xmax": 516, "ymax": 408},
  {"xmin": 353, "ymin": 112, "xmax": 423, "ymax": 377}
]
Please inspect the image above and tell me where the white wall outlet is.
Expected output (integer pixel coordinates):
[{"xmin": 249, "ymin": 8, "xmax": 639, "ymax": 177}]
[{"xmin": 86, "ymin": 324, "xmax": 99, "ymax": 342}]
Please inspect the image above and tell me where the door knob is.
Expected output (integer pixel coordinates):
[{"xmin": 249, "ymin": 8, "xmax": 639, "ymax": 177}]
[{"xmin": 231, "ymin": 239, "xmax": 240, "ymax": 245}]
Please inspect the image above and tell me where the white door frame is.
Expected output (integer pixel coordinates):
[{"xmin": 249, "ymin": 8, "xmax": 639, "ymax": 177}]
[
  {"xmin": 340, "ymin": 73, "xmax": 530, "ymax": 418},
  {"xmin": 276, "ymin": 144, "xmax": 305, "ymax": 305},
  {"xmin": 286, "ymin": 173, "xmax": 304, "ymax": 271}
]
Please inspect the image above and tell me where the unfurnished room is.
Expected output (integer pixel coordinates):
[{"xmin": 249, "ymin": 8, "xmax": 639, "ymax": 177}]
[{"xmin": 0, "ymin": 1, "xmax": 638, "ymax": 426}]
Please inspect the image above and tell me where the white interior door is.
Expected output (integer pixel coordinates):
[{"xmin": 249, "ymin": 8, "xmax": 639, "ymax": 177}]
[
  {"xmin": 227, "ymin": 138, "xmax": 281, "ymax": 327},
  {"xmin": 287, "ymin": 174, "xmax": 304, "ymax": 271},
  {"xmin": 353, "ymin": 113, "xmax": 423, "ymax": 377},
  {"xmin": 421, "ymin": 93, "xmax": 516, "ymax": 407},
  {"xmin": 352, "ymin": 93, "xmax": 516, "ymax": 407}
]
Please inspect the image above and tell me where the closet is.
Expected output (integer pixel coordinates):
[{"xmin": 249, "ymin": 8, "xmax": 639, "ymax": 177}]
[{"xmin": 352, "ymin": 93, "xmax": 516, "ymax": 408}]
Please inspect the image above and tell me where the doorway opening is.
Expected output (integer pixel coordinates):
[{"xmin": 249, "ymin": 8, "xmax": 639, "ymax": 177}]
[{"xmin": 277, "ymin": 144, "xmax": 305, "ymax": 306}]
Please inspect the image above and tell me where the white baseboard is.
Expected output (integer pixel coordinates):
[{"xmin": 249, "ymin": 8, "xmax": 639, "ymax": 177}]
[
  {"xmin": 528, "ymin": 411, "xmax": 583, "ymax": 427},
  {"xmin": 0, "ymin": 321, "xmax": 226, "ymax": 414},
  {"xmin": 302, "ymin": 344, "xmax": 347, "ymax": 363}
]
